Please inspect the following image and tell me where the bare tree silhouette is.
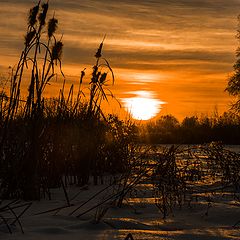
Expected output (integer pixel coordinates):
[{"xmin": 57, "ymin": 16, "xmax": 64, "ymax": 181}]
[{"xmin": 226, "ymin": 15, "xmax": 240, "ymax": 112}]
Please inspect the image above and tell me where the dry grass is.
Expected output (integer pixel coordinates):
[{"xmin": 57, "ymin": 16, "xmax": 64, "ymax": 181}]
[{"xmin": 0, "ymin": 2, "xmax": 136, "ymax": 201}]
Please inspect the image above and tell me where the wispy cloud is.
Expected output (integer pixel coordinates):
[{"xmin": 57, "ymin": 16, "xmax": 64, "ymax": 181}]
[{"xmin": 0, "ymin": 0, "xmax": 239, "ymax": 119}]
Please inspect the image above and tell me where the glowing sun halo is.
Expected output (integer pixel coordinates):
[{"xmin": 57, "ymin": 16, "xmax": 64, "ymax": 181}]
[{"xmin": 122, "ymin": 91, "xmax": 164, "ymax": 120}]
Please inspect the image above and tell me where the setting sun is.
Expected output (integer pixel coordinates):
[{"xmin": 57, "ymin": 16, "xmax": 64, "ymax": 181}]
[{"xmin": 122, "ymin": 91, "xmax": 164, "ymax": 120}]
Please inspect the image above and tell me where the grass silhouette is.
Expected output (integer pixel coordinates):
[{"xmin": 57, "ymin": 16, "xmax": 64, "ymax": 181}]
[{"xmin": 0, "ymin": 1, "xmax": 136, "ymax": 200}]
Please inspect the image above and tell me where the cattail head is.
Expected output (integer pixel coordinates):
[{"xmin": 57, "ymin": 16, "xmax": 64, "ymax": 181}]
[
  {"xmin": 28, "ymin": 3, "xmax": 40, "ymax": 27},
  {"xmin": 25, "ymin": 29, "xmax": 36, "ymax": 46},
  {"xmin": 95, "ymin": 42, "xmax": 103, "ymax": 58},
  {"xmin": 95, "ymin": 35, "xmax": 106, "ymax": 58},
  {"xmin": 48, "ymin": 17, "xmax": 58, "ymax": 38},
  {"xmin": 100, "ymin": 73, "xmax": 107, "ymax": 84},
  {"xmin": 38, "ymin": 2, "xmax": 49, "ymax": 27},
  {"xmin": 52, "ymin": 41, "xmax": 63, "ymax": 62},
  {"xmin": 80, "ymin": 68, "xmax": 86, "ymax": 85},
  {"xmin": 91, "ymin": 66, "xmax": 98, "ymax": 83}
]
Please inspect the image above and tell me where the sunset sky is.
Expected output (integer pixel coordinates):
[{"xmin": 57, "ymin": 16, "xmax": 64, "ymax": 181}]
[{"xmin": 0, "ymin": 0, "xmax": 240, "ymax": 120}]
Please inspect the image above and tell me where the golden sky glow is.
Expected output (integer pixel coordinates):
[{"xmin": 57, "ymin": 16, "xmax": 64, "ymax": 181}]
[{"xmin": 0, "ymin": 0, "xmax": 240, "ymax": 120}]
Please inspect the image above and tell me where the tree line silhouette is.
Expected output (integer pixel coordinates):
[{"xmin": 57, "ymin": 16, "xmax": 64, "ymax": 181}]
[{"xmin": 138, "ymin": 112, "xmax": 240, "ymax": 144}]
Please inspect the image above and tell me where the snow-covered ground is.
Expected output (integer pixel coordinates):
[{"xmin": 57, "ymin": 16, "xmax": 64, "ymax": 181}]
[{"xmin": 1, "ymin": 181, "xmax": 240, "ymax": 240}]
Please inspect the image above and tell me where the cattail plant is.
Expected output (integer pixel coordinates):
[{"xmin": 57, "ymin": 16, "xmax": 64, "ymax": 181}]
[
  {"xmin": 152, "ymin": 146, "xmax": 186, "ymax": 219},
  {"xmin": 0, "ymin": 1, "xmax": 64, "ymax": 200},
  {"xmin": 87, "ymin": 35, "xmax": 114, "ymax": 119},
  {"xmin": 0, "ymin": 0, "xmax": 136, "ymax": 204}
]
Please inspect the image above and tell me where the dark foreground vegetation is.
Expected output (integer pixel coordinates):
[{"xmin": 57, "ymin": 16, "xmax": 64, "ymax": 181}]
[
  {"xmin": 139, "ymin": 112, "xmax": 240, "ymax": 144},
  {"xmin": 0, "ymin": 2, "xmax": 137, "ymax": 200},
  {"xmin": 0, "ymin": 2, "xmax": 240, "ymax": 238}
]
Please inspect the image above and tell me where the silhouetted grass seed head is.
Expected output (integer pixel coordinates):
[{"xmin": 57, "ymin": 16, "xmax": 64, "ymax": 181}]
[
  {"xmin": 80, "ymin": 69, "xmax": 86, "ymax": 85},
  {"xmin": 95, "ymin": 42, "xmax": 103, "ymax": 58},
  {"xmin": 48, "ymin": 17, "xmax": 58, "ymax": 38},
  {"xmin": 38, "ymin": 3, "xmax": 49, "ymax": 27},
  {"xmin": 28, "ymin": 3, "xmax": 40, "ymax": 27},
  {"xmin": 52, "ymin": 41, "xmax": 63, "ymax": 62},
  {"xmin": 100, "ymin": 73, "xmax": 107, "ymax": 84},
  {"xmin": 25, "ymin": 30, "xmax": 36, "ymax": 46}
]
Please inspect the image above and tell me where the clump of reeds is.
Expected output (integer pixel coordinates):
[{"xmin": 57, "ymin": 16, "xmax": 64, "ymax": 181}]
[
  {"xmin": 0, "ymin": 1, "xmax": 64, "ymax": 200},
  {"xmin": 0, "ymin": 1, "xmax": 138, "ymax": 202},
  {"xmin": 202, "ymin": 142, "xmax": 240, "ymax": 192},
  {"xmin": 151, "ymin": 145, "xmax": 187, "ymax": 219}
]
